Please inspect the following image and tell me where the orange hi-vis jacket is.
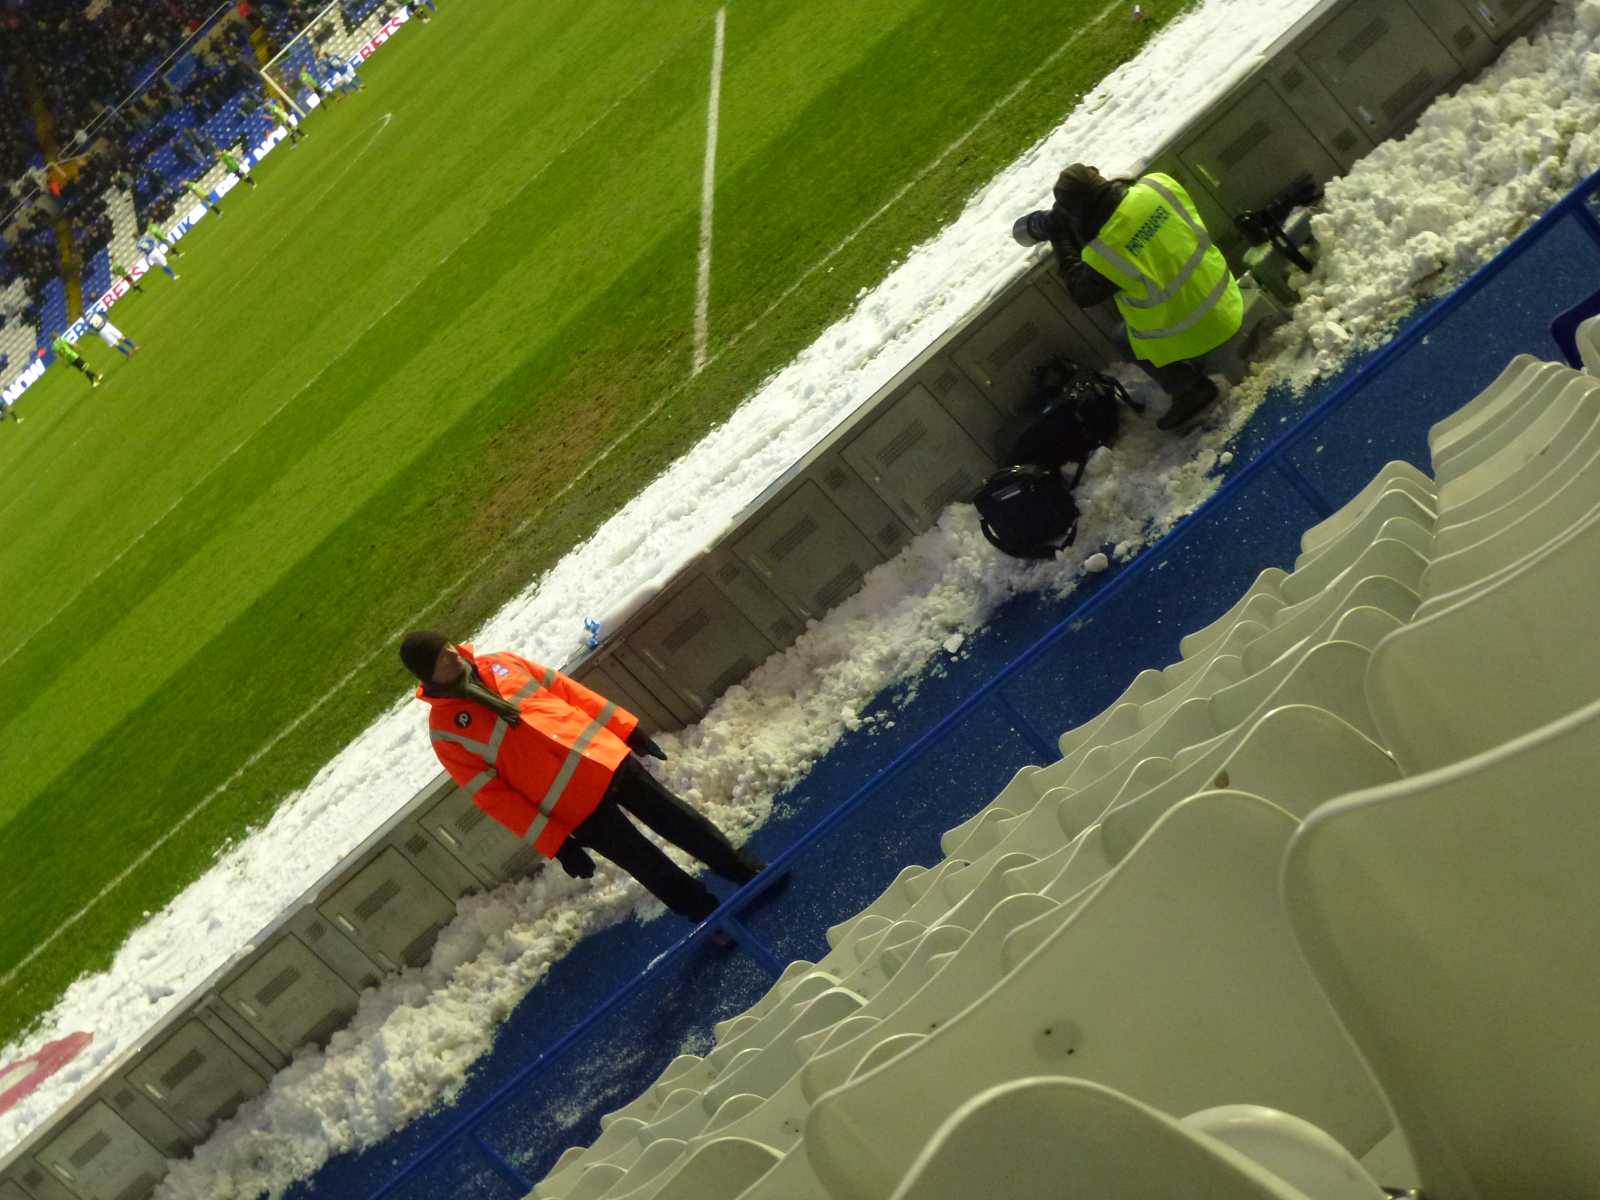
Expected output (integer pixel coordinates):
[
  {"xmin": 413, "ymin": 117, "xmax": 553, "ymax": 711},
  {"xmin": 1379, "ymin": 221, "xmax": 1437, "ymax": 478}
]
[{"xmin": 416, "ymin": 645, "xmax": 639, "ymax": 857}]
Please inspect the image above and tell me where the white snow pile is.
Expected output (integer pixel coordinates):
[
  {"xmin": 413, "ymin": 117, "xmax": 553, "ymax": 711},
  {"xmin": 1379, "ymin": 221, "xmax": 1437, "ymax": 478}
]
[
  {"xmin": 13, "ymin": 0, "xmax": 1598, "ymax": 1193},
  {"xmin": 1253, "ymin": 0, "xmax": 1600, "ymax": 391}
]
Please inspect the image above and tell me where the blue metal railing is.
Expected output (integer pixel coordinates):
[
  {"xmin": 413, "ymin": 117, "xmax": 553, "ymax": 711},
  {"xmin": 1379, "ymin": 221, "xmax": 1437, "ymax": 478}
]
[{"xmin": 363, "ymin": 165, "xmax": 1600, "ymax": 1199}]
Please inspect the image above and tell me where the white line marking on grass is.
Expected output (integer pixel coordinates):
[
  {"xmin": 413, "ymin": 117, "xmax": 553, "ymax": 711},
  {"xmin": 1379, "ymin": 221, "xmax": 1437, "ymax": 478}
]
[
  {"xmin": 0, "ymin": 346, "xmax": 352, "ymax": 672},
  {"xmin": 712, "ymin": 0, "xmax": 1124, "ymax": 360},
  {"xmin": 0, "ymin": 30, "xmax": 715, "ymax": 993},
  {"xmin": 0, "ymin": 0, "xmax": 1123, "ymax": 994},
  {"xmin": 0, "ymin": 50, "xmax": 671, "ymax": 673},
  {"xmin": 691, "ymin": 7, "xmax": 728, "ymax": 376},
  {"xmin": 232, "ymin": 112, "xmax": 395, "ymax": 282},
  {"xmin": 0, "ymin": 114, "xmax": 398, "ymax": 625},
  {"xmin": 1, "ymin": 3, "xmax": 1124, "ymax": 992}
]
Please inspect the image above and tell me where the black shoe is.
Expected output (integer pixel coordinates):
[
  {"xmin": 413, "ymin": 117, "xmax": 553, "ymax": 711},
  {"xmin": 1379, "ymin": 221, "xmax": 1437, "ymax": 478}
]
[{"xmin": 1156, "ymin": 378, "xmax": 1220, "ymax": 431}]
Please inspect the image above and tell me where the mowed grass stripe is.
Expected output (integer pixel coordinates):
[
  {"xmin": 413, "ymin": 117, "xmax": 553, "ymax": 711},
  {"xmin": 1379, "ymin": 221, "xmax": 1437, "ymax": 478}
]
[
  {"xmin": 0, "ymin": 9, "xmax": 723, "ymax": 820},
  {"xmin": 0, "ymin": 0, "xmax": 1195, "ymax": 1044},
  {"xmin": 0, "ymin": 4, "xmax": 712, "ymax": 640}
]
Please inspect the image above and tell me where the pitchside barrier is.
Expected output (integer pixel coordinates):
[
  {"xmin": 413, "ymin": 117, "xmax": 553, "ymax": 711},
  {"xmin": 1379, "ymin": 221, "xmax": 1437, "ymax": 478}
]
[{"xmin": 0, "ymin": 2, "xmax": 1557, "ymax": 1197}]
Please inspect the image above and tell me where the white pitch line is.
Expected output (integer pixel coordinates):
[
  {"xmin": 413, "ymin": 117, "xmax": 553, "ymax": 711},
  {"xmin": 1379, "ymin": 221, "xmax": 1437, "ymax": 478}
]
[
  {"xmin": 0, "ymin": 113, "xmax": 397, "ymax": 665},
  {"xmin": 691, "ymin": 8, "xmax": 727, "ymax": 376},
  {"xmin": 0, "ymin": 26, "xmax": 715, "ymax": 994},
  {"xmin": 0, "ymin": 0, "xmax": 1121, "ymax": 994},
  {"xmin": 0, "ymin": 38, "xmax": 675, "ymax": 675}
]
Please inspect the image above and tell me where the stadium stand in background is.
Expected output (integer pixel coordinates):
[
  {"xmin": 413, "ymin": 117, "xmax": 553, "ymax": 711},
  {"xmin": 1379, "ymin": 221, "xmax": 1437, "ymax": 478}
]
[{"xmin": 0, "ymin": 0, "xmax": 402, "ymax": 395}]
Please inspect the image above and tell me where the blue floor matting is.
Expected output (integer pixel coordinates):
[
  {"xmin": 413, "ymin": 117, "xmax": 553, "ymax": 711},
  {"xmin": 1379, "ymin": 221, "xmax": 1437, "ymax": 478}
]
[{"xmin": 291, "ymin": 172, "xmax": 1600, "ymax": 1200}]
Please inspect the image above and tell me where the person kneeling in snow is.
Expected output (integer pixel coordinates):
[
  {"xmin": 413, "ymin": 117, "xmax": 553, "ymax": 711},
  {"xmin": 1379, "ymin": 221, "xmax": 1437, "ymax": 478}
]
[
  {"xmin": 1013, "ymin": 163, "xmax": 1242, "ymax": 431},
  {"xmin": 401, "ymin": 632, "xmax": 764, "ymax": 923}
]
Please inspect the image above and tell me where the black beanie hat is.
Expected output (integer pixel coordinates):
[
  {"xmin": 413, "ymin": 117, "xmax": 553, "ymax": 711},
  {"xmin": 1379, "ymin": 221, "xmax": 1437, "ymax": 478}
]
[
  {"xmin": 1053, "ymin": 162, "xmax": 1105, "ymax": 207},
  {"xmin": 1053, "ymin": 163, "xmax": 1118, "ymax": 247},
  {"xmin": 400, "ymin": 630, "xmax": 450, "ymax": 682}
]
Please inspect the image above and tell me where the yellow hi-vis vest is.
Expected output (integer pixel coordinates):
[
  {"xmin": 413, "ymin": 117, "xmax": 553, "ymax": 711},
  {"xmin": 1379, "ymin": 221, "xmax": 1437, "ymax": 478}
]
[{"xmin": 1080, "ymin": 173, "xmax": 1244, "ymax": 368}]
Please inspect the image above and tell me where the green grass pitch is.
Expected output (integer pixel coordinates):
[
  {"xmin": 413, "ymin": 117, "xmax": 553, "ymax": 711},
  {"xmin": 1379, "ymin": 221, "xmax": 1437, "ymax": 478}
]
[{"xmin": 0, "ymin": 0, "xmax": 1191, "ymax": 1046}]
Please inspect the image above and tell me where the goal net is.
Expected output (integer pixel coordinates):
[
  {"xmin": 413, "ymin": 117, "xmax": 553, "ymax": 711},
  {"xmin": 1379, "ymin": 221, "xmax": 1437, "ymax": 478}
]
[{"xmin": 260, "ymin": 0, "xmax": 420, "ymax": 115}]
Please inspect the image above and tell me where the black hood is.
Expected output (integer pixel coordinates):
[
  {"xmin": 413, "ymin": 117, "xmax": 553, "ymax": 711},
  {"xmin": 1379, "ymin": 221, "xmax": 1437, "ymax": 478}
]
[{"xmin": 1052, "ymin": 164, "xmax": 1128, "ymax": 246}]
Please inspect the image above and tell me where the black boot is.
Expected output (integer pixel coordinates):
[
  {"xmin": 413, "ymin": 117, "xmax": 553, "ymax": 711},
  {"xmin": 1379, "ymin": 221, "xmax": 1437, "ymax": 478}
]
[{"xmin": 1157, "ymin": 377, "xmax": 1220, "ymax": 431}]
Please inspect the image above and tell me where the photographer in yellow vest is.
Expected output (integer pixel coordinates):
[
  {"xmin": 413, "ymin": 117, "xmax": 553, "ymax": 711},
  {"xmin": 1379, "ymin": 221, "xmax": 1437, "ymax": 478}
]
[{"xmin": 1014, "ymin": 163, "xmax": 1244, "ymax": 431}]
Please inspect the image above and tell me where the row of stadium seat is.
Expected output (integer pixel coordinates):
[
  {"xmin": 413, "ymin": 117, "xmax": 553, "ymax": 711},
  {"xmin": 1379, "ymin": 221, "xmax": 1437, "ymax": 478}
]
[{"xmin": 525, "ymin": 348, "xmax": 1600, "ymax": 1200}]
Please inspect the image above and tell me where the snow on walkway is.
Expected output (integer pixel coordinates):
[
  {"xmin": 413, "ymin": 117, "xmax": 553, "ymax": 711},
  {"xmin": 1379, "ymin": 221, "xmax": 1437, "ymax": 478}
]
[
  {"xmin": 1246, "ymin": 0, "xmax": 1600, "ymax": 393},
  {"xmin": 12, "ymin": 0, "xmax": 1600, "ymax": 1194}
]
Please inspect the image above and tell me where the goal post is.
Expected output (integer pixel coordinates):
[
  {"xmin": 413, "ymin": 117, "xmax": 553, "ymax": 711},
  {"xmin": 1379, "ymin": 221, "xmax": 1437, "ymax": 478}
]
[{"xmin": 260, "ymin": 0, "xmax": 419, "ymax": 117}]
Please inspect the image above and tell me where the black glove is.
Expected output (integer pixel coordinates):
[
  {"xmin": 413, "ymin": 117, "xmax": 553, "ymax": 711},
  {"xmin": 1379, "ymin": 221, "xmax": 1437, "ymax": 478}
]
[
  {"xmin": 626, "ymin": 727, "xmax": 667, "ymax": 760},
  {"xmin": 554, "ymin": 839, "xmax": 596, "ymax": 879}
]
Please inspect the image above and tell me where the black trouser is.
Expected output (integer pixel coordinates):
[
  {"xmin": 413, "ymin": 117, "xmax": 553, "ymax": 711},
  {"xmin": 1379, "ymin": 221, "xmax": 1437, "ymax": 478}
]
[
  {"xmin": 569, "ymin": 758, "xmax": 756, "ymax": 921},
  {"xmin": 1135, "ymin": 355, "xmax": 1209, "ymax": 397}
]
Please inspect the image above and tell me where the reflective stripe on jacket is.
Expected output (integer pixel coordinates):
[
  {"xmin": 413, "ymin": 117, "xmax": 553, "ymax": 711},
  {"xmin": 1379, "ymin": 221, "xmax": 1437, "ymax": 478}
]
[
  {"xmin": 1080, "ymin": 173, "xmax": 1244, "ymax": 368},
  {"xmin": 417, "ymin": 644, "xmax": 639, "ymax": 857}
]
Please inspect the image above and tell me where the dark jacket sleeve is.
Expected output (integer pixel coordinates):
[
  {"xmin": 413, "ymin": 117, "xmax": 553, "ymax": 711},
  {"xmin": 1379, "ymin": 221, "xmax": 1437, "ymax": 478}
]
[
  {"xmin": 1047, "ymin": 204, "xmax": 1122, "ymax": 310},
  {"xmin": 1021, "ymin": 204, "xmax": 1123, "ymax": 310}
]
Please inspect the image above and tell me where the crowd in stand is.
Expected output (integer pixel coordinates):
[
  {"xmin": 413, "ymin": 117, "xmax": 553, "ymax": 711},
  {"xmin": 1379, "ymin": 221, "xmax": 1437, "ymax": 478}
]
[
  {"xmin": 58, "ymin": 156, "xmax": 115, "ymax": 279},
  {"xmin": 0, "ymin": 94, "xmax": 27, "ymax": 191},
  {"xmin": 0, "ymin": 2, "xmax": 231, "ymax": 143},
  {"xmin": 0, "ymin": 1, "xmax": 262, "ymax": 295},
  {"xmin": 9, "ymin": 225, "xmax": 59, "ymax": 296},
  {"xmin": 0, "ymin": 0, "xmax": 404, "ymax": 341}
]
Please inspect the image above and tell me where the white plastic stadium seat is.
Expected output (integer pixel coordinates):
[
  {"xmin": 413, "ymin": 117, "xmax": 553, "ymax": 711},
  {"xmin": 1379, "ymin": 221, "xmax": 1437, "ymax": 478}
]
[
  {"xmin": 803, "ymin": 792, "xmax": 1397, "ymax": 1200},
  {"xmin": 1426, "ymin": 354, "xmax": 1539, "ymax": 448},
  {"xmin": 648, "ymin": 1137, "xmax": 782, "ymax": 1200},
  {"xmin": 792, "ymin": 701, "xmax": 1395, "ymax": 1110},
  {"xmin": 1096, "ymin": 703, "xmax": 1398, "ymax": 862},
  {"xmin": 885, "ymin": 1078, "xmax": 1392, "ymax": 1200},
  {"xmin": 945, "ymin": 631, "xmax": 1389, "ymax": 911},
  {"xmin": 1284, "ymin": 696, "xmax": 1600, "ymax": 1200},
  {"xmin": 796, "ymin": 713, "xmax": 1388, "ymax": 1120},
  {"xmin": 1181, "ymin": 503, "xmax": 1432, "ymax": 662},
  {"xmin": 549, "ymin": 979, "xmax": 853, "ymax": 1190},
  {"xmin": 1576, "ymin": 314, "xmax": 1600, "ymax": 376},
  {"xmin": 1419, "ymin": 437, "xmax": 1600, "ymax": 604},
  {"xmin": 1057, "ymin": 667, "xmax": 1168, "ymax": 755},
  {"xmin": 1183, "ymin": 1106, "xmax": 1394, "ymax": 1200},
  {"xmin": 1365, "ymin": 502, "xmax": 1600, "ymax": 775},
  {"xmin": 1179, "ymin": 571, "xmax": 1288, "ymax": 660},
  {"xmin": 1429, "ymin": 360, "xmax": 1572, "ymax": 482},
  {"xmin": 543, "ymin": 993, "xmax": 863, "ymax": 1197},
  {"xmin": 1433, "ymin": 374, "xmax": 1600, "ymax": 507},
  {"xmin": 864, "ymin": 639, "xmax": 1391, "ymax": 963},
  {"xmin": 962, "ymin": 613, "xmax": 1274, "ymax": 851},
  {"xmin": 789, "ymin": 715, "xmax": 1393, "ymax": 1153},
  {"xmin": 1428, "ymin": 398, "xmax": 1600, "ymax": 558},
  {"xmin": 940, "ymin": 644, "xmax": 1245, "ymax": 864},
  {"xmin": 1298, "ymin": 461, "xmax": 1436, "ymax": 557},
  {"xmin": 562, "ymin": 1162, "xmax": 625, "ymax": 1199},
  {"xmin": 1425, "ymin": 355, "xmax": 1553, "ymax": 469},
  {"xmin": 1290, "ymin": 487, "xmax": 1434, "ymax": 574}
]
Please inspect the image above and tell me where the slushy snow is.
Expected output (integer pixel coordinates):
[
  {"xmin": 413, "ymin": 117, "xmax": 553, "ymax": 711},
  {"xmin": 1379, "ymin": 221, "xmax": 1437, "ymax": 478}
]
[
  {"xmin": 1248, "ymin": 0, "xmax": 1600, "ymax": 393},
  {"xmin": 10, "ymin": 1, "xmax": 1600, "ymax": 1195}
]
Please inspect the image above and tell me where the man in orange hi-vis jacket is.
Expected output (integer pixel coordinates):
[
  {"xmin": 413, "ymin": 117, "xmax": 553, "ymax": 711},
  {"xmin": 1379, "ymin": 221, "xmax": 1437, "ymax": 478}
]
[{"xmin": 400, "ymin": 631, "xmax": 763, "ymax": 922}]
